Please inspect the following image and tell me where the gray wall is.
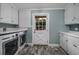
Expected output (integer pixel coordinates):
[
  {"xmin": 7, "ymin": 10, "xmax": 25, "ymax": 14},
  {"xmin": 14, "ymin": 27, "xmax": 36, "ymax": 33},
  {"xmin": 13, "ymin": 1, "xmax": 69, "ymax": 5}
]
[
  {"xmin": 26, "ymin": 9, "xmax": 69, "ymax": 44},
  {"xmin": 27, "ymin": 27, "xmax": 32, "ymax": 43},
  {"xmin": 49, "ymin": 10, "xmax": 68, "ymax": 44}
]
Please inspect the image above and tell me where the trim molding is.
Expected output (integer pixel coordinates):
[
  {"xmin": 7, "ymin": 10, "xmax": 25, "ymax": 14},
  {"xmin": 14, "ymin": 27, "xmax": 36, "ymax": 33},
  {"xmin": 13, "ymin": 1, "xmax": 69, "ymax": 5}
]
[
  {"xmin": 48, "ymin": 44, "xmax": 59, "ymax": 48},
  {"xmin": 31, "ymin": 8, "xmax": 65, "ymax": 10},
  {"xmin": 27, "ymin": 43, "xmax": 33, "ymax": 46},
  {"xmin": 27, "ymin": 43, "xmax": 59, "ymax": 48},
  {"xmin": 19, "ymin": 8, "xmax": 65, "ymax": 11},
  {"xmin": 32, "ymin": 13, "xmax": 49, "ymax": 45}
]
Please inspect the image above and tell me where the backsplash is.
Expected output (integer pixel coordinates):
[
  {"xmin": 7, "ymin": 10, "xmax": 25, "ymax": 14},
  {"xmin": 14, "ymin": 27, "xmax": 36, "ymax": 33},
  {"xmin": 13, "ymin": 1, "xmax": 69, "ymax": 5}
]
[
  {"xmin": 0, "ymin": 23, "xmax": 18, "ymax": 28},
  {"xmin": 68, "ymin": 24, "xmax": 79, "ymax": 31}
]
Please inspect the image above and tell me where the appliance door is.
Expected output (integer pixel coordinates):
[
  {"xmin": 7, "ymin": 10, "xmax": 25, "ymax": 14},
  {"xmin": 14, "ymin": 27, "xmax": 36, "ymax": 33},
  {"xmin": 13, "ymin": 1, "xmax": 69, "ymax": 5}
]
[
  {"xmin": 2, "ymin": 37, "xmax": 18, "ymax": 55},
  {"xmin": 20, "ymin": 34, "xmax": 26, "ymax": 46}
]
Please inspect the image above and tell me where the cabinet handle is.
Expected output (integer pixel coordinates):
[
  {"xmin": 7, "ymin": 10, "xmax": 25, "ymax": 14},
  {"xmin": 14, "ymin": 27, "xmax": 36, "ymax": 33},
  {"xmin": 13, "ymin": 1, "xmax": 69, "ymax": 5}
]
[
  {"xmin": 11, "ymin": 20, "xmax": 14, "ymax": 22},
  {"xmin": 2, "ymin": 37, "xmax": 10, "ymax": 40},
  {"xmin": 73, "ymin": 3, "xmax": 76, "ymax": 5},
  {"xmin": 73, "ymin": 44, "xmax": 77, "ymax": 47},
  {"xmin": 11, "ymin": 6, "xmax": 13, "ymax": 8},
  {"xmin": 0, "ymin": 18, "xmax": 3, "ymax": 19},
  {"xmin": 66, "ymin": 40, "xmax": 68, "ymax": 42},
  {"xmin": 47, "ymin": 40, "xmax": 48, "ymax": 43},
  {"xmin": 72, "ymin": 17, "xmax": 76, "ymax": 21},
  {"xmin": 72, "ymin": 19, "xmax": 74, "ymax": 21}
]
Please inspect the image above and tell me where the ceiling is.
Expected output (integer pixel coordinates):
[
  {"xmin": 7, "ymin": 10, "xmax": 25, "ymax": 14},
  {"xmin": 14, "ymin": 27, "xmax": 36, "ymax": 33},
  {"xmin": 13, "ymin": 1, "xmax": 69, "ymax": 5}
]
[{"xmin": 14, "ymin": 3, "xmax": 67, "ymax": 9}]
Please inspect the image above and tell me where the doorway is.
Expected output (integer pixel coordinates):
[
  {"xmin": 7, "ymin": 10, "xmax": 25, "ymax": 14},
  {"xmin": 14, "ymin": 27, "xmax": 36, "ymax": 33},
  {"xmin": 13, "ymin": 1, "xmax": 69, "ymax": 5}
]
[{"xmin": 32, "ymin": 13, "xmax": 49, "ymax": 45}]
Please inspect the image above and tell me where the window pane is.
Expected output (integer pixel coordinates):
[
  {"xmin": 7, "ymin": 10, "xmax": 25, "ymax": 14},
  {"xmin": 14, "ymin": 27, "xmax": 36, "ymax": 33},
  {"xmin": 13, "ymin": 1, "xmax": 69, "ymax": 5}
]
[{"xmin": 35, "ymin": 16, "xmax": 46, "ymax": 30}]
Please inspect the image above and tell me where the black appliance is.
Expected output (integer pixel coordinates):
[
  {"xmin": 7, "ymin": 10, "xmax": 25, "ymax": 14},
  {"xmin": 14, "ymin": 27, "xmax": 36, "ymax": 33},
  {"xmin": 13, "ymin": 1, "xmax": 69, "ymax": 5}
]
[
  {"xmin": 20, "ymin": 33, "xmax": 26, "ymax": 46},
  {"xmin": 2, "ymin": 37, "xmax": 18, "ymax": 55}
]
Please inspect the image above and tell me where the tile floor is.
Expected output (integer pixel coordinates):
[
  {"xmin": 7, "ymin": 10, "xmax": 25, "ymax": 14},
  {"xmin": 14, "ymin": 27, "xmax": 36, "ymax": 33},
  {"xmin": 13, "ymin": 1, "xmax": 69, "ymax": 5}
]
[{"xmin": 18, "ymin": 45, "xmax": 67, "ymax": 55}]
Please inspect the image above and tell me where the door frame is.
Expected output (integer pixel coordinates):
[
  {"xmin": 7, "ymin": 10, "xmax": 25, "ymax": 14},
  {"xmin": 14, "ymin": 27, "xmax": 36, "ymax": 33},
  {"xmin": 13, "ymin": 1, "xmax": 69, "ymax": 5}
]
[{"xmin": 32, "ymin": 13, "xmax": 50, "ymax": 45}]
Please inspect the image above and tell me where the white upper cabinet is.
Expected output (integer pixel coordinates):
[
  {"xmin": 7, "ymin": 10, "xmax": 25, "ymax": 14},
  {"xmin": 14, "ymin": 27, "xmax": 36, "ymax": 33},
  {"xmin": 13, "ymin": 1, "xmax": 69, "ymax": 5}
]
[
  {"xmin": 0, "ymin": 3, "xmax": 18, "ymax": 25},
  {"xmin": 19, "ymin": 9, "xmax": 31, "ymax": 27},
  {"xmin": 0, "ymin": 4, "xmax": 12, "ymax": 23},
  {"xmin": 73, "ymin": 4, "xmax": 79, "ymax": 23},
  {"xmin": 65, "ymin": 3, "xmax": 79, "ymax": 24},
  {"xmin": 11, "ymin": 4, "xmax": 18, "ymax": 24}
]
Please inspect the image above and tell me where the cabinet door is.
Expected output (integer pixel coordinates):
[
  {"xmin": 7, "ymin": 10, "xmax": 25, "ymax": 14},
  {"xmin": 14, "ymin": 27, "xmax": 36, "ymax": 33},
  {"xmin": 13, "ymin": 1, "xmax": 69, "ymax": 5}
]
[
  {"xmin": 73, "ymin": 4, "xmax": 79, "ymax": 23},
  {"xmin": 67, "ymin": 36, "xmax": 79, "ymax": 55},
  {"xmin": 19, "ymin": 9, "xmax": 31, "ymax": 27},
  {"xmin": 60, "ymin": 33, "xmax": 64, "ymax": 47},
  {"xmin": 14, "ymin": 8, "xmax": 18, "ymax": 24},
  {"xmin": 11, "ymin": 6, "xmax": 18, "ymax": 24},
  {"xmin": 65, "ymin": 3, "xmax": 79, "ymax": 24},
  {"xmin": 71, "ymin": 37, "xmax": 79, "ymax": 55},
  {"xmin": 65, "ymin": 4, "xmax": 74, "ymax": 24},
  {"xmin": 1, "ymin": 4, "xmax": 12, "ymax": 23},
  {"xmin": 67, "ymin": 36, "xmax": 73, "ymax": 54},
  {"xmin": 71, "ymin": 44, "xmax": 79, "ymax": 55},
  {"xmin": 60, "ymin": 33, "xmax": 68, "ymax": 52},
  {"xmin": 62, "ymin": 34, "xmax": 68, "ymax": 52}
]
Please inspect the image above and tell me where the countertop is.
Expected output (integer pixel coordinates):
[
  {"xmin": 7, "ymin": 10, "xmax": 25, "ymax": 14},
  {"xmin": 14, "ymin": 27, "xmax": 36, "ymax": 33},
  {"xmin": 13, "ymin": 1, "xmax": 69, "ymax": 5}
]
[
  {"xmin": 0, "ymin": 28, "xmax": 28, "ymax": 35},
  {"xmin": 60, "ymin": 31, "xmax": 79, "ymax": 38}
]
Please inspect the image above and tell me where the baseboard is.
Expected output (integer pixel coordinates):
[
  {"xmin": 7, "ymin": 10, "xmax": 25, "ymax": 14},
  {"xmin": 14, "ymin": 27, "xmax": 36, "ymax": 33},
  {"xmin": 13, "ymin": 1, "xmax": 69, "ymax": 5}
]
[
  {"xmin": 27, "ymin": 43, "xmax": 33, "ymax": 46},
  {"xmin": 27, "ymin": 43, "xmax": 59, "ymax": 48},
  {"xmin": 48, "ymin": 44, "xmax": 60, "ymax": 48}
]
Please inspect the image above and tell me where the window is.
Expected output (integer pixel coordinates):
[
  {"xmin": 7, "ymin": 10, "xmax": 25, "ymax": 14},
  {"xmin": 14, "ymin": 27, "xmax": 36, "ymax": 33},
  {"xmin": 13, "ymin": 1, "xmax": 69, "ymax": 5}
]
[{"xmin": 35, "ymin": 16, "xmax": 46, "ymax": 30}]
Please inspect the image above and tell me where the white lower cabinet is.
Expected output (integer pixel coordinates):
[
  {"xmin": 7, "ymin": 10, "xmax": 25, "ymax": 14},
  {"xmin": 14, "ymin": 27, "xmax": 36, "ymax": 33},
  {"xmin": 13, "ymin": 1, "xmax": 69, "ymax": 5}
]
[
  {"xmin": 60, "ymin": 33, "xmax": 68, "ymax": 52},
  {"xmin": 67, "ymin": 36, "xmax": 79, "ymax": 55},
  {"xmin": 60, "ymin": 33, "xmax": 64, "ymax": 48},
  {"xmin": 60, "ymin": 33, "xmax": 79, "ymax": 55},
  {"xmin": 62, "ymin": 35, "xmax": 68, "ymax": 52},
  {"xmin": 67, "ymin": 37, "xmax": 73, "ymax": 54}
]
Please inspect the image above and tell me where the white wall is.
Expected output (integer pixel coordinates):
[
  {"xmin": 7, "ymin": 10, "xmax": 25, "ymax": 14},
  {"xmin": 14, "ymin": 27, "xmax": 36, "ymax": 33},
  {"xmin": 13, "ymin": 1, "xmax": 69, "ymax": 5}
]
[{"xmin": 19, "ymin": 9, "xmax": 31, "ymax": 28}]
